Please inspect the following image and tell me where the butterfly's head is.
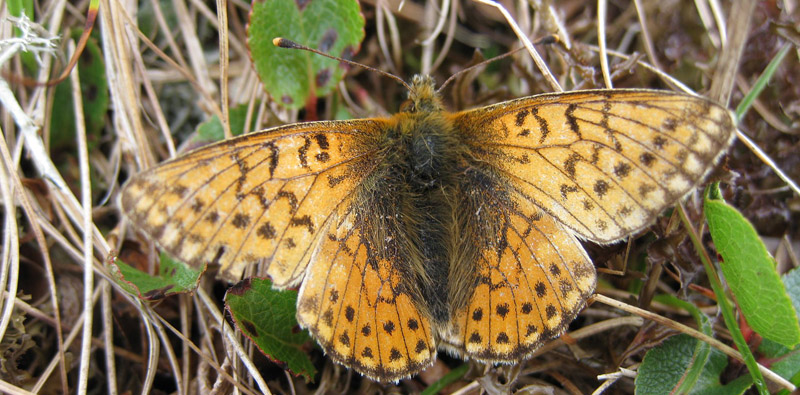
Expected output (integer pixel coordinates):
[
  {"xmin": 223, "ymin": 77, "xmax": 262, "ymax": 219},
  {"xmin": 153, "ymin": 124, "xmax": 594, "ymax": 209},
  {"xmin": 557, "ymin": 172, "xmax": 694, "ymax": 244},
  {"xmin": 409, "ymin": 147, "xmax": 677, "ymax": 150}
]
[{"xmin": 401, "ymin": 75, "xmax": 443, "ymax": 114}]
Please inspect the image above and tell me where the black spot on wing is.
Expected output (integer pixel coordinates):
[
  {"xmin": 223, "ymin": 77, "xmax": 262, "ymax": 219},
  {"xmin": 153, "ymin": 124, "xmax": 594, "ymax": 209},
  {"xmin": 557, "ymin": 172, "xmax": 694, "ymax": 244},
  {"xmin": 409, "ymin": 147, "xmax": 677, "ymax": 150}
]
[
  {"xmin": 496, "ymin": 303, "xmax": 509, "ymax": 319},
  {"xmin": 496, "ymin": 332, "xmax": 509, "ymax": 344},
  {"xmin": 345, "ymin": 306, "xmax": 354, "ymax": 322},
  {"xmin": 257, "ymin": 222, "xmax": 276, "ymax": 240},
  {"xmin": 469, "ymin": 332, "xmax": 482, "ymax": 344},
  {"xmin": 290, "ymin": 215, "xmax": 315, "ymax": 233},
  {"xmin": 640, "ymin": 152, "xmax": 656, "ymax": 167},
  {"xmin": 565, "ymin": 104, "xmax": 582, "ymax": 138},
  {"xmin": 232, "ymin": 213, "xmax": 250, "ymax": 229},
  {"xmin": 515, "ymin": 109, "xmax": 529, "ymax": 126},
  {"xmin": 546, "ymin": 305, "xmax": 557, "ymax": 319},
  {"xmin": 613, "ymin": 162, "xmax": 631, "ymax": 178},
  {"xmin": 472, "ymin": 308, "xmax": 483, "ymax": 321},
  {"xmin": 593, "ymin": 180, "xmax": 610, "ymax": 198},
  {"xmin": 407, "ymin": 319, "xmax": 419, "ymax": 331}
]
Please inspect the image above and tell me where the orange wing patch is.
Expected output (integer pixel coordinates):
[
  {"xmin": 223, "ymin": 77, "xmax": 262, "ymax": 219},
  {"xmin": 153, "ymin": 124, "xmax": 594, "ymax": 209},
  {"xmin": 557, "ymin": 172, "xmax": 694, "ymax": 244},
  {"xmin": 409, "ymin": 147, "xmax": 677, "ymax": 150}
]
[
  {"xmin": 296, "ymin": 208, "xmax": 436, "ymax": 382},
  {"xmin": 121, "ymin": 120, "xmax": 385, "ymax": 285},
  {"xmin": 444, "ymin": 192, "xmax": 596, "ymax": 362},
  {"xmin": 454, "ymin": 90, "xmax": 735, "ymax": 243}
]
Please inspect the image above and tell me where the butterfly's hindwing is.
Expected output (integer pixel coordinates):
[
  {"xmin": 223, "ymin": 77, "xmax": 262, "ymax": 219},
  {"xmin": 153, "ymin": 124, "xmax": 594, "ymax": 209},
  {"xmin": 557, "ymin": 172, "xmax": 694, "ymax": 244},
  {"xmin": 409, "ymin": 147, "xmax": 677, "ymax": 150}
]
[
  {"xmin": 296, "ymin": 203, "xmax": 436, "ymax": 382},
  {"xmin": 443, "ymin": 187, "xmax": 596, "ymax": 361}
]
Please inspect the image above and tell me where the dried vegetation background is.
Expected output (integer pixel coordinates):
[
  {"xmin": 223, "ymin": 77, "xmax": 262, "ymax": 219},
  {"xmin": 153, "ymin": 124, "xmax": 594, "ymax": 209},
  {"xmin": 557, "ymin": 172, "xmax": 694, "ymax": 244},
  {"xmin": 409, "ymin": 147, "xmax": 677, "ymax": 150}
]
[{"xmin": 0, "ymin": 0, "xmax": 798, "ymax": 393}]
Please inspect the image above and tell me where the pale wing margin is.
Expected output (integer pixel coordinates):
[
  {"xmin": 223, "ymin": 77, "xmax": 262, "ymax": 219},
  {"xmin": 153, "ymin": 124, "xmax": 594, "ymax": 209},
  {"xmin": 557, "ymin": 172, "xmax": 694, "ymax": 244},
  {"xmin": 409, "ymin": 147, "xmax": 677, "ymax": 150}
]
[
  {"xmin": 121, "ymin": 119, "xmax": 387, "ymax": 285},
  {"xmin": 451, "ymin": 89, "xmax": 735, "ymax": 243}
]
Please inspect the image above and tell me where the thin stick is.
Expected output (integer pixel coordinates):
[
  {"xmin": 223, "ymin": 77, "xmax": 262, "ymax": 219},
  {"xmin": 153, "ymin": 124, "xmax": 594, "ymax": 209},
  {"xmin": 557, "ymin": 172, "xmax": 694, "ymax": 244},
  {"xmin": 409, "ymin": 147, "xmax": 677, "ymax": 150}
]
[
  {"xmin": 437, "ymin": 45, "xmax": 528, "ymax": 93},
  {"xmin": 632, "ymin": 0, "xmax": 663, "ymax": 72},
  {"xmin": 471, "ymin": 0, "xmax": 563, "ymax": 92},
  {"xmin": 273, "ymin": 37, "xmax": 412, "ymax": 91},
  {"xmin": 216, "ymin": 0, "xmax": 232, "ymax": 139},
  {"xmin": 73, "ymin": 40, "xmax": 95, "ymax": 395},
  {"xmin": 597, "ymin": 0, "xmax": 612, "ymax": 88},
  {"xmin": 197, "ymin": 288, "xmax": 272, "ymax": 394},
  {"xmin": 421, "ymin": 0, "xmax": 450, "ymax": 45}
]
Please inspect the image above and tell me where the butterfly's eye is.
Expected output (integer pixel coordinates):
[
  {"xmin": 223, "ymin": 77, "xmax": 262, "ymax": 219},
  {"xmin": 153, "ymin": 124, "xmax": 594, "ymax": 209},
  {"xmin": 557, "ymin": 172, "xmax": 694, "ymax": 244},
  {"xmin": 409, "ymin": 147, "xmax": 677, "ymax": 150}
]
[{"xmin": 399, "ymin": 98, "xmax": 415, "ymax": 113}]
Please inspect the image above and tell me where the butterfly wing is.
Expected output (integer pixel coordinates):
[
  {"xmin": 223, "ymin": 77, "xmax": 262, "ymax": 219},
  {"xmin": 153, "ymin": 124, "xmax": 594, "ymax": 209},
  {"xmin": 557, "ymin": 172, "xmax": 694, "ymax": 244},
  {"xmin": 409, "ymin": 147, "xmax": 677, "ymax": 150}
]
[
  {"xmin": 442, "ymin": 189, "xmax": 596, "ymax": 362},
  {"xmin": 296, "ymin": 203, "xmax": 436, "ymax": 382},
  {"xmin": 121, "ymin": 119, "xmax": 386, "ymax": 285},
  {"xmin": 451, "ymin": 89, "xmax": 735, "ymax": 243}
]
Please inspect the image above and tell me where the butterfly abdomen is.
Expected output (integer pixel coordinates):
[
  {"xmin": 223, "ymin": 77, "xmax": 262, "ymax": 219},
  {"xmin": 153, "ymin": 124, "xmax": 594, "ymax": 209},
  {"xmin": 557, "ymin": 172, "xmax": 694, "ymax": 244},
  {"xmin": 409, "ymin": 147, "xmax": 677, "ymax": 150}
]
[{"xmin": 357, "ymin": 108, "xmax": 474, "ymax": 327}]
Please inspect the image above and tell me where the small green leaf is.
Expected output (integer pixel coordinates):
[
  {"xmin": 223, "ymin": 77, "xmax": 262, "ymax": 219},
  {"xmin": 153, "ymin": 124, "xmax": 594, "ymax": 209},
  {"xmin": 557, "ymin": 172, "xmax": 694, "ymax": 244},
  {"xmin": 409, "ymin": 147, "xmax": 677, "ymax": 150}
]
[
  {"xmin": 635, "ymin": 335, "xmax": 751, "ymax": 395},
  {"xmin": 652, "ymin": 294, "xmax": 712, "ymax": 393},
  {"xmin": 692, "ymin": 349, "xmax": 753, "ymax": 395},
  {"xmin": 754, "ymin": 268, "xmax": 800, "ymax": 386},
  {"xmin": 705, "ymin": 188, "xmax": 800, "ymax": 348},
  {"xmin": 421, "ymin": 364, "xmax": 468, "ymax": 395},
  {"xmin": 110, "ymin": 252, "xmax": 204, "ymax": 300},
  {"xmin": 225, "ymin": 278, "xmax": 316, "ymax": 381},
  {"xmin": 758, "ymin": 338, "xmax": 800, "ymax": 381},
  {"xmin": 635, "ymin": 335, "xmax": 709, "ymax": 394},
  {"xmin": 247, "ymin": 0, "xmax": 365, "ymax": 109}
]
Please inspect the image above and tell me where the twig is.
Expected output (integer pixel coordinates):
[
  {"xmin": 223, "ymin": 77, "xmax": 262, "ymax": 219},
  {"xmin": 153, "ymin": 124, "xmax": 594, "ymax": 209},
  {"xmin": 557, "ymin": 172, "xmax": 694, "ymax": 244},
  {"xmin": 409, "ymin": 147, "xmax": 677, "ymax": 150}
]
[
  {"xmin": 597, "ymin": 0, "xmax": 612, "ymax": 88},
  {"xmin": 471, "ymin": 0, "xmax": 562, "ymax": 92}
]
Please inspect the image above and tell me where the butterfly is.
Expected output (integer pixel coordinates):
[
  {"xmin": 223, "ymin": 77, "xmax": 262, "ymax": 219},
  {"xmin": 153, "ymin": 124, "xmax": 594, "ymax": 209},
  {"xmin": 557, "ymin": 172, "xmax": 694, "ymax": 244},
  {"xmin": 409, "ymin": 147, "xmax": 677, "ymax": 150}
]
[{"xmin": 120, "ymin": 73, "xmax": 735, "ymax": 382}]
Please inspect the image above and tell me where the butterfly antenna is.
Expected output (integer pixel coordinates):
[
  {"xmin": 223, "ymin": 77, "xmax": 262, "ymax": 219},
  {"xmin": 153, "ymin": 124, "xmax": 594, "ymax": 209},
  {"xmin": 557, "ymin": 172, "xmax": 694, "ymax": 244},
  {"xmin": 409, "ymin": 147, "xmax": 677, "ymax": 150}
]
[
  {"xmin": 273, "ymin": 37, "xmax": 412, "ymax": 91},
  {"xmin": 436, "ymin": 35, "xmax": 559, "ymax": 94}
]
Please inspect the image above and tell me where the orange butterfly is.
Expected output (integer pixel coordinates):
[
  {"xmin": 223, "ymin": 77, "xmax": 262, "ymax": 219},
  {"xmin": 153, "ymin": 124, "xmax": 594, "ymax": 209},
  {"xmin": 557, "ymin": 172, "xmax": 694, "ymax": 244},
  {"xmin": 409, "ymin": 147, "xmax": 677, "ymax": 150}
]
[{"xmin": 121, "ymin": 72, "xmax": 734, "ymax": 381}]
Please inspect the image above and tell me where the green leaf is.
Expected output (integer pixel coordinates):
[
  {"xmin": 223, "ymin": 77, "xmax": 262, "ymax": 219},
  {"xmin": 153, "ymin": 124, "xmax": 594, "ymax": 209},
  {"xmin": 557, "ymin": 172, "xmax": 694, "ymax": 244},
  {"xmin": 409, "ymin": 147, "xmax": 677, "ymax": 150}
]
[
  {"xmin": 195, "ymin": 102, "xmax": 259, "ymax": 142},
  {"xmin": 758, "ymin": 338, "xmax": 800, "ymax": 381},
  {"xmin": 247, "ymin": 0, "xmax": 365, "ymax": 109},
  {"xmin": 635, "ymin": 334, "xmax": 709, "ymax": 394},
  {"xmin": 705, "ymin": 188, "xmax": 800, "ymax": 348},
  {"xmin": 635, "ymin": 335, "xmax": 751, "ymax": 395},
  {"xmin": 225, "ymin": 278, "xmax": 316, "ymax": 381},
  {"xmin": 692, "ymin": 348, "xmax": 753, "ymax": 395},
  {"xmin": 755, "ymin": 268, "xmax": 800, "ymax": 388},
  {"xmin": 652, "ymin": 294, "xmax": 712, "ymax": 393},
  {"xmin": 421, "ymin": 364, "xmax": 468, "ymax": 395},
  {"xmin": 110, "ymin": 252, "xmax": 204, "ymax": 300},
  {"xmin": 734, "ymin": 43, "xmax": 791, "ymax": 122},
  {"xmin": 49, "ymin": 29, "xmax": 109, "ymax": 150}
]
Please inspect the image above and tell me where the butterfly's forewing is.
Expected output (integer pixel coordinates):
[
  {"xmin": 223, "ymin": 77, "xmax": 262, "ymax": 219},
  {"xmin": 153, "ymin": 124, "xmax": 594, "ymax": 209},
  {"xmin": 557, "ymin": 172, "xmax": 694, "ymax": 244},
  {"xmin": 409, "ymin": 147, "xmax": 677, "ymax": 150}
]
[
  {"xmin": 452, "ymin": 90, "xmax": 735, "ymax": 243},
  {"xmin": 121, "ymin": 120, "xmax": 386, "ymax": 285},
  {"xmin": 296, "ymin": 204, "xmax": 436, "ymax": 382},
  {"xmin": 443, "ymin": 192, "xmax": 596, "ymax": 361}
]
